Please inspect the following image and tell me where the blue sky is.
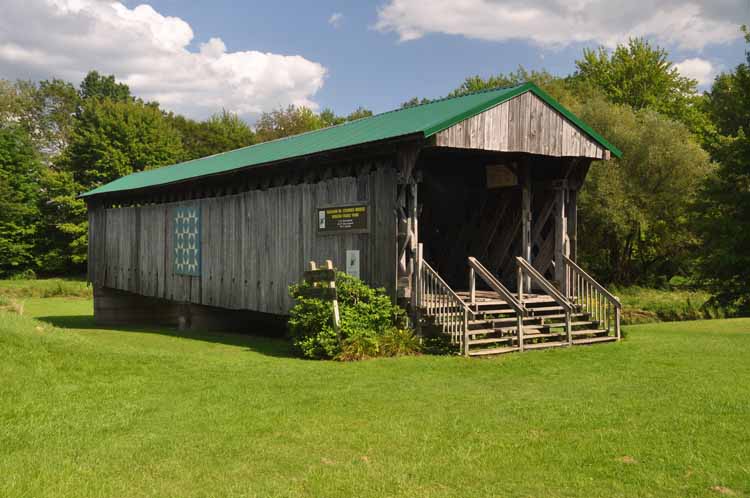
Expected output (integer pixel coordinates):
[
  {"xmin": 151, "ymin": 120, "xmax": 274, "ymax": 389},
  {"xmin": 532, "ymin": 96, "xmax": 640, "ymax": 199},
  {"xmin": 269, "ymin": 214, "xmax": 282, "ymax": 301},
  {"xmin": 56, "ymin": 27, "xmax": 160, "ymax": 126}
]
[
  {"xmin": 1, "ymin": 0, "xmax": 748, "ymax": 120},
  {"xmin": 139, "ymin": 0, "xmax": 749, "ymax": 114}
]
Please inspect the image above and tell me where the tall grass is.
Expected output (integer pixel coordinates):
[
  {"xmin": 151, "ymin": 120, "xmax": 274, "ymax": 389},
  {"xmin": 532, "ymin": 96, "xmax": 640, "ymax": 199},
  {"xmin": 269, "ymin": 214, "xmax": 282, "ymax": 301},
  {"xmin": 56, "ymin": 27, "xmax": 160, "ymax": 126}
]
[
  {"xmin": 0, "ymin": 278, "xmax": 91, "ymax": 298},
  {"xmin": 612, "ymin": 286, "xmax": 721, "ymax": 324}
]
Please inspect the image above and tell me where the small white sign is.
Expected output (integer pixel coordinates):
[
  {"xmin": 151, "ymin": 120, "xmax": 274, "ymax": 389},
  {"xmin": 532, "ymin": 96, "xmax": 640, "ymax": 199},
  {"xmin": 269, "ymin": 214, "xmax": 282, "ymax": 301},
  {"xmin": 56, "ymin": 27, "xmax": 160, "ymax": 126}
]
[
  {"xmin": 346, "ymin": 250, "xmax": 360, "ymax": 279},
  {"xmin": 318, "ymin": 210, "xmax": 326, "ymax": 229}
]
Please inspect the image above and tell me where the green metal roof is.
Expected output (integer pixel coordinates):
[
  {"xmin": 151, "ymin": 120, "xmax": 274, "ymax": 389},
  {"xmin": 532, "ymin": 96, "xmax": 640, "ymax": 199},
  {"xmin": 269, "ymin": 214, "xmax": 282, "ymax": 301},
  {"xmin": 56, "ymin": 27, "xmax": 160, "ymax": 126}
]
[{"xmin": 81, "ymin": 82, "xmax": 622, "ymax": 198}]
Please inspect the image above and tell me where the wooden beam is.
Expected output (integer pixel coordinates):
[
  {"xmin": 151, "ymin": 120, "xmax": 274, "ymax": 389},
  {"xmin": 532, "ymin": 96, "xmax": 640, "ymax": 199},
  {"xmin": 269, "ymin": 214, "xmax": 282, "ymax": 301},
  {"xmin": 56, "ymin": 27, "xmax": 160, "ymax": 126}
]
[
  {"xmin": 567, "ymin": 188, "xmax": 578, "ymax": 263},
  {"xmin": 520, "ymin": 166, "xmax": 532, "ymax": 292},
  {"xmin": 553, "ymin": 180, "xmax": 568, "ymax": 293}
]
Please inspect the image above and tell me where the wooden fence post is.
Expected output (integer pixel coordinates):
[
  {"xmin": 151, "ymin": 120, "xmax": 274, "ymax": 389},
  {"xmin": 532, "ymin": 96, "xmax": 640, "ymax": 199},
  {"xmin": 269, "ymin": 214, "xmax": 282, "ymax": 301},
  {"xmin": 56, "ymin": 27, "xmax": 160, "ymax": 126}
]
[
  {"xmin": 303, "ymin": 260, "xmax": 341, "ymax": 342},
  {"xmin": 325, "ymin": 260, "xmax": 341, "ymax": 340}
]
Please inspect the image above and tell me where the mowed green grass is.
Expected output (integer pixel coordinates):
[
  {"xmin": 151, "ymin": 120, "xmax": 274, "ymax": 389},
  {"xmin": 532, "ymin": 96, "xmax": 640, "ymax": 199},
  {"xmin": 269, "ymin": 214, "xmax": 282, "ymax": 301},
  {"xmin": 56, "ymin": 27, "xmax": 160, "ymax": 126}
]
[{"xmin": 2, "ymin": 298, "xmax": 749, "ymax": 498}]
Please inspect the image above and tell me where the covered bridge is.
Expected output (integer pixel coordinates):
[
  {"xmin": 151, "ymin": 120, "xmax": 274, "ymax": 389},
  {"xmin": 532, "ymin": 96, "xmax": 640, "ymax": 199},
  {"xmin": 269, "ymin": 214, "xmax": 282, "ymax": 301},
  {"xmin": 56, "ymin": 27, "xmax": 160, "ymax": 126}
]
[{"xmin": 83, "ymin": 82, "xmax": 623, "ymax": 356}]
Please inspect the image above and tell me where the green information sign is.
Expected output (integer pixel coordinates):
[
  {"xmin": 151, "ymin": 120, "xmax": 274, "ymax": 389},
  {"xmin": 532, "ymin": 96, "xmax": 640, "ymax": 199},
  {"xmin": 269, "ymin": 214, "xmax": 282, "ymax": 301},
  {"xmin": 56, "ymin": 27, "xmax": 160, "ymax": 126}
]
[{"xmin": 317, "ymin": 204, "xmax": 368, "ymax": 234}]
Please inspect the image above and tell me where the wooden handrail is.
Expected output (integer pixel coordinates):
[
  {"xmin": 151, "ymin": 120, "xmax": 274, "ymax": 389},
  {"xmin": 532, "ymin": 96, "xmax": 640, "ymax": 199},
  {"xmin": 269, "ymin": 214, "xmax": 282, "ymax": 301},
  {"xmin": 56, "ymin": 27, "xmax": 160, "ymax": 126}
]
[
  {"xmin": 418, "ymin": 255, "xmax": 474, "ymax": 354},
  {"xmin": 421, "ymin": 260, "xmax": 474, "ymax": 315},
  {"xmin": 562, "ymin": 255, "xmax": 621, "ymax": 308},
  {"xmin": 515, "ymin": 257, "xmax": 572, "ymax": 312},
  {"xmin": 562, "ymin": 255, "xmax": 621, "ymax": 341},
  {"xmin": 468, "ymin": 257, "xmax": 525, "ymax": 314}
]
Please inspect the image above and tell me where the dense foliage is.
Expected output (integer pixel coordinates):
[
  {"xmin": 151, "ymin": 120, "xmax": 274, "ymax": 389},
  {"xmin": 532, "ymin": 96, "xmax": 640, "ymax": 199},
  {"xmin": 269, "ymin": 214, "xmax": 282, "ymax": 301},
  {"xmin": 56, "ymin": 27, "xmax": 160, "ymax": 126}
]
[
  {"xmin": 0, "ymin": 125, "xmax": 43, "ymax": 274},
  {"xmin": 288, "ymin": 272, "xmax": 418, "ymax": 360},
  {"xmin": 692, "ymin": 26, "xmax": 750, "ymax": 313}
]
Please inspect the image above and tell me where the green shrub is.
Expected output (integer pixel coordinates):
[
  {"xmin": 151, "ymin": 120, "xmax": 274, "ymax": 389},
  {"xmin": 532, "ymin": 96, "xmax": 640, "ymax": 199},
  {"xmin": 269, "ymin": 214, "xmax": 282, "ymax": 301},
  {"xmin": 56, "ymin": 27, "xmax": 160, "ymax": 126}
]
[
  {"xmin": 288, "ymin": 272, "xmax": 418, "ymax": 360},
  {"xmin": 338, "ymin": 333, "xmax": 380, "ymax": 361},
  {"xmin": 379, "ymin": 327, "xmax": 421, "ymax": 357},
  {"xmin": 8, "ymin": 269, "xmax": 37, "ymax": 280}
]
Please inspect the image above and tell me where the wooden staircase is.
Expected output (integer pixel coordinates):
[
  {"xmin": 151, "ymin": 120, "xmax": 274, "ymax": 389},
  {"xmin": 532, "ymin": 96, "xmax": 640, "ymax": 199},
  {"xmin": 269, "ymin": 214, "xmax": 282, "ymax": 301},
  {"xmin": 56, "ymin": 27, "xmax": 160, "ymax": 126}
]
[
  {"xmin": 457, "ymin": 292, "xmax": 613, "ymax": 356},
  {"xmin": 415, "ymin": 245, "xmax": 621, "ymax": 357}
]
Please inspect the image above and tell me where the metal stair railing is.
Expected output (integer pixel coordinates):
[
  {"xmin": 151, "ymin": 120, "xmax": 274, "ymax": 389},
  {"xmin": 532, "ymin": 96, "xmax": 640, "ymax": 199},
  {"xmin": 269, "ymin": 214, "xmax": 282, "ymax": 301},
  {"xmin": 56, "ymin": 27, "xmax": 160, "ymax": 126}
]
[{"xmin": 563, "ymin": 255, "xmax": 621, "ymax": 340}]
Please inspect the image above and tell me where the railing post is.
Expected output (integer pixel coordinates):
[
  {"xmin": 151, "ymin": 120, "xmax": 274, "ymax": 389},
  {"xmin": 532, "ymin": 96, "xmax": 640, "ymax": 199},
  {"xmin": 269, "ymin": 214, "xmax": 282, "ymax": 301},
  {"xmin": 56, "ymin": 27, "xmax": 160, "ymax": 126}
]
[
  {"xmin": 463, "ymin": 308, "xmax": 469, "ymax": 357},
  {"xmin": 565, "ymin": 310, "xmax": 572, "ymax": 346},
  {"xmin": 415, "ymin": 244, "xmax": 423, "ymax": 308},
  {"xmin": 615, "ymin": 301, "xmax": 621, "ymax": 341},
  {"xmin": 469, "ymin": 266, "xmax": 476, "ymax": 308},
  {"xmin": 415, "ymin": 243, "xmax": 423, "ymax": 336},
  {"xmin": 517, "ymin": 313, "xmax": 524, "ymax": 352},
  {"xmin": 517, "ymin": 265, "xmax": 524, "ymax": 303}
]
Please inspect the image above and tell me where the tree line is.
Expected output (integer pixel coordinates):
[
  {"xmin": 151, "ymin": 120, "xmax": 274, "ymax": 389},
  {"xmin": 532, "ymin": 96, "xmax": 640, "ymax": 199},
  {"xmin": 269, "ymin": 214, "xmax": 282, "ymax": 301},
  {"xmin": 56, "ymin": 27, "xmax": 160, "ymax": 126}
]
[
  {"xmin": 0, "ymin": 32, "xmax": 748, "ymax": 313},
  {"xmin": 0, "ymin": 71, "xmax": 371, "ymax": 277}
]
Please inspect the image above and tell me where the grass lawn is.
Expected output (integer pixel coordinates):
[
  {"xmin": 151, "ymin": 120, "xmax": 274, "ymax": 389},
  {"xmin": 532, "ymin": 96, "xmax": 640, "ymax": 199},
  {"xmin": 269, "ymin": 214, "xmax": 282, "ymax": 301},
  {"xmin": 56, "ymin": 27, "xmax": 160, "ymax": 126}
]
[{"xmin": 2, "ymin": 297, "xmax": 749, "ymax": 497}]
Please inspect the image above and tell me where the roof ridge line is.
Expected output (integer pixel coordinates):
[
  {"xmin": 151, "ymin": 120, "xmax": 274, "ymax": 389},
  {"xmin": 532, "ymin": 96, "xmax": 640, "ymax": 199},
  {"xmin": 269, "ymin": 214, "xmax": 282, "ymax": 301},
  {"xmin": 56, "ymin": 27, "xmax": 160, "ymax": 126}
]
[{"xmin": 135, "ymin": 83, "xmax": 532, "ymax": 175}]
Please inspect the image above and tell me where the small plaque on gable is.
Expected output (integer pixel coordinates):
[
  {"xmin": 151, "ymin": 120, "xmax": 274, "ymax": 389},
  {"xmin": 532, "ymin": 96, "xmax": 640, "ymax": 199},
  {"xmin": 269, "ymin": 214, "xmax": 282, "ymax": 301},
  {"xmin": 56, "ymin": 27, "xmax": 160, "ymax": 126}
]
[
  {"xmin": 486, "ymin": 165, "xmax": 518, "ymax": 189},
  {"xmin": 317, "ymin": 204, "xmax": 369, "ymax": 235},
  {"xmin": 173, "ymin": 204, "xmax": 201, "ymax": 276}
]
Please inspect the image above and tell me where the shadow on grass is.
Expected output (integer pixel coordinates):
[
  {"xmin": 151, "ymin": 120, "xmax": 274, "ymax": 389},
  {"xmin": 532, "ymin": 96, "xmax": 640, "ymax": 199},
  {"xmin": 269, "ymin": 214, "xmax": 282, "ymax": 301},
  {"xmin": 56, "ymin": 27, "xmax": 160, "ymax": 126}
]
[{"xmin": 36, "ymin": 314, "xmax": 296, "ymax": 359}]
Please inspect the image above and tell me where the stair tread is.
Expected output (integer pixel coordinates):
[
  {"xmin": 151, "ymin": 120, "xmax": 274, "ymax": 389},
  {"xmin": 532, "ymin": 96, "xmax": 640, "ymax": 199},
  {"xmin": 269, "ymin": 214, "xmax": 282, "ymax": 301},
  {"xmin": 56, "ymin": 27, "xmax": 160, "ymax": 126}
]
[
  {"xmin": 468, "ymin": 346, "xmax": 520, "ymax": 356},
  {"xmin": 571, "ymin": 328, "xmax": 609, "ymax": 336},
  {"xmin": 527, "ymin": 306, "xmax": 566, "ymax": 312},
  {"xmin": 469, "ymin": 316, "xmax": 519, "ymax": 325},
  {"xmin": 522, "ymin": 331, "xmax": 566, "ymax": 339},
  {"xmin": 537, "ymin": 313, "xmax": 588, "ymax": 320},
  {"xmin": 470, "ymin": 317, "xmax": 544, "ymax": 327},
  {"xmin": 573, "ymin": 335, "xmax": 616, "ymax": 344},
  {"xmin": 466, "ymin": 328, "xmax": 496, "ymax": 336},
  {"xmin": 542, "ymin": 321, "xmax": 596, "ymax": 328},
  {"xmin": 498, "ymin": 324, "xmax": 545, "ymax": 332},
  {"xmin": 523, "ymin": 341, "xmax": 568, "ymax": 350},
  {"xmin": 468, "ymin": 336, "xmax": 514, "ymax": 345}
]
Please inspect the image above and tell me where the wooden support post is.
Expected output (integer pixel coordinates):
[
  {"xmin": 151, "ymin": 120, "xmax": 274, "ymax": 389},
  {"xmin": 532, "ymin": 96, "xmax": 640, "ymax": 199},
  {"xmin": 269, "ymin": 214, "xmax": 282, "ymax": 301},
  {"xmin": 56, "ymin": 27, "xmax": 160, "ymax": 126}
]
[
  {"xmin": 565, "ymin": 310, "xmax": 572, "ymax": 346},
  {"xmin": 521, "ymin": 170, "xmax": 532, "ymax": 293},
  {"xmin": 409, "ymin": 179, "xmax": 419, "ymax": 301},
  {"xmin": 553, "ymin": 180, "xmax": 568, "ymax": 296},
  {"xmin": 567, "ymin": 189, "xmax": 578, "ymax": 264},
  {"xmin": 517, "ymin": 313, "xmax": 524, "ymax": 352}
]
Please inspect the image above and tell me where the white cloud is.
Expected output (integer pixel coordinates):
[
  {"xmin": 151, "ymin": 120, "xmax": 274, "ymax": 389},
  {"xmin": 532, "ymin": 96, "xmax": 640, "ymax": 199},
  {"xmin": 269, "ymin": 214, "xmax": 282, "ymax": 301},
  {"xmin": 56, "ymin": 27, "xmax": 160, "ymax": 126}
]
[
  {"xmin": 0, "ymin": 0, "xmax": 327, "ymax": 119},
  {"xmin": 375, "ymin": 0, "xmax": 746, "ymax": 50},
  {"xmin": 328, "ymin": 12, "xmax": 344, "ymax": 29},
  {"xmin": 674, "ymin": 57, "xmax": 717, "ymax": 86}
]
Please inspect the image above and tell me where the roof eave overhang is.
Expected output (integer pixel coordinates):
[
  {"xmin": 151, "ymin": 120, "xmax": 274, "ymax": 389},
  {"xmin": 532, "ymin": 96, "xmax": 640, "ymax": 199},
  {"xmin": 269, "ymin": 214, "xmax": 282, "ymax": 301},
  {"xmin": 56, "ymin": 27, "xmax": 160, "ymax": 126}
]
[{"xmin": 81, "ymin": 132, "xmax": 425, "ymax": 203}]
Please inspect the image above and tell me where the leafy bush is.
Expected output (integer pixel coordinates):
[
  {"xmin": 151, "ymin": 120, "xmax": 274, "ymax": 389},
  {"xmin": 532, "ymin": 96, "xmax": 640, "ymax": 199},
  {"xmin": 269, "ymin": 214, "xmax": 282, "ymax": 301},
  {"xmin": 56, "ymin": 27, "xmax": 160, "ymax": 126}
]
[
  {"xmin": 8, "ymin": 269, "xmax": 37, "ymax": 280},
  {"xmin": 288, "ymin": 272, "xmax": 418, "ymax": 360}
]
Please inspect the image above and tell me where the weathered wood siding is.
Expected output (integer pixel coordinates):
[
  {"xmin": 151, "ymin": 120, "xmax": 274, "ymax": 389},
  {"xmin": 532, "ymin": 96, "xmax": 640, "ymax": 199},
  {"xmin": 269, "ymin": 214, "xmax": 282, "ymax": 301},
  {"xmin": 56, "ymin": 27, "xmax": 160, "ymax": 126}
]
[
  {"xmin": 434, "ymin": 91, "xmax": 607, "ymax": 159},
  {"xmin": 89, "ymin": 164, "xmax": 397, "ymax": 315}
]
